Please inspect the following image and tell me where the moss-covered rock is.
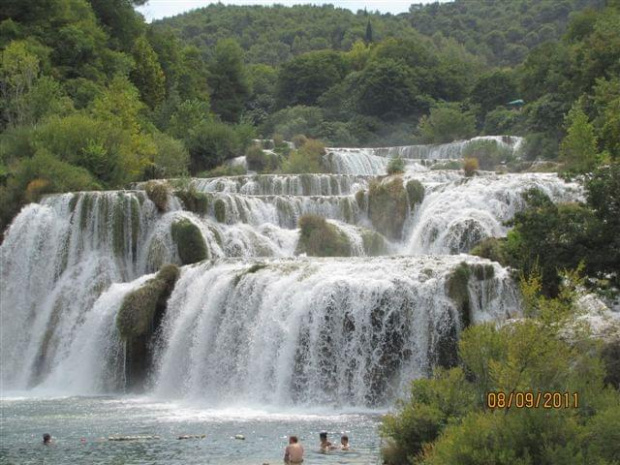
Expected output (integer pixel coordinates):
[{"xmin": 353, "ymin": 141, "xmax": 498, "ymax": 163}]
[
  {"xmin": 214, "ymin": 198, "xmax": 227, "ymax": 223},
  {"xmin": 368, "ymin": 177, "xmax": 408, "ymax": 240},
  {"xmin": 175, "ymin": 188, "xmax": 209, "ymax": 215},
  {"xmin": 361, "ymin": 229, "xmax": 389, "ymax": 256},
  {"xmin": 405, "ymin": 179, "xmax": 425, "ymax": 209},
  {"xmin": 471, "ymin": 263, "xmax": 495, "ymax": 281},
  {"xmin": 116, "ymin": 264, "xmax": 180, "ymax": 391},
  {"xmin": 446, "ymin": 262, "xmax": 472, "ymax": 329},
  {"xmin": 144, "ymin": 181, "xmax": 170, "ymax": 212},
  {"xmin": 296, "ymin": 214, "xmax": 351, "ymax": 257},
  {"xmin": 171, "ymin": 218, "xmax": 208, "ymax": 265},
  {"xmin": 470, "ymin": 237, "xmax": 508, "ymax": 264},
  {"xmin": 355, "ymin": 189, "xmax": 366, "ymax": 210},
  {"xmin": 116, "ymin": 264, "xmax": 180, "ymax": 341}
]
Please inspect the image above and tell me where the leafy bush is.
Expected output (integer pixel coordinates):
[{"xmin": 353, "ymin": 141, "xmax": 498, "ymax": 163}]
[
  {"xmin": 470, "ymin": 237, "xmax": 507, "ymax": 264},
  {"xmin": 383, "ymin": 276, "xmax": 620, "ymax": 465},
  {"xmin": 144, "ymin": 181, "xmax": 170, "ymax": 212},
  {"xmin": 264, "ymin": 106, "xmax": 324, "ymax": 139},
  {"xmin": 281, "ymin": 138, "xmax": 326, "ymax": 174},
  {"xmin": 291, "ymin": 134, "xmax": 308, "ymax": 148},
  {"xmin": 297, "ymin": 214, "xmax": 351, "ymax": 257},
  {"xmin": 463, "ymin": 157, "xmax": 479, "ymax": 177},
  {"xmin": 418, "ymin": 102, "xmax": 476, "ymax": 144},
  {"xmin": 152, "ymin": 132, "xmax": 189, "ymax": 178},
  {"xmin": 200, "ymin": 163, "xmax": 246, "ymax": 178},
  {"xmin": 187, "ymin": 121, "xmax": 254, "ymax": 173},
  {"xmin": 387, "ymin": 156, "xmax": 405, "ymax": 175},
  {"xmin": 174, "ymin": 185, "xmax": 209, "ymax": 215},
  {"xmin": 245, "ymin": 144, "xmax": 268, "ymax": 171},
  {"xmin": 462, "ymin": 139, "xmax": 514, "ymax": 170}
]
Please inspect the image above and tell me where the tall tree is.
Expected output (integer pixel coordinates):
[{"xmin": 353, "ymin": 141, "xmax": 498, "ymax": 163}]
[
  {"xmin": 208, "ymin": 39, "xmax": 249, "ymax": 123},
  {"xmin": 130, "ymin": 36, "xmax": 166, "ymax": 109},
  {"xmin": 365, "ymin": 19, "xmax": 373, "ymax": 44},
  {"xmin": 559, "ymin": 101, "xmax": 598, "ymax": 173}
]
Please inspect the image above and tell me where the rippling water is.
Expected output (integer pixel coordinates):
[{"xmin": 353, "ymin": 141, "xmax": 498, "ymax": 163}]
[{"xmin": 0, "ymin": 395, "xmax": 382, "ymax": 464}]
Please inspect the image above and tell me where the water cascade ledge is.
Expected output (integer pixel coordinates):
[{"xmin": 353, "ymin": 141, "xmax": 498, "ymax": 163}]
[{"xmin": 0, "ymin": 255, "xmax": 519, "ymax": 404}]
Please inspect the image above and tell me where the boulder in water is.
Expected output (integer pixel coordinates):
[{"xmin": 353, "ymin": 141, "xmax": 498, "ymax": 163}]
[
  {"xmin": 175, "ymin": 187, "xmax": 209, "ymax": 215},
  {"xmin": 368, "ymin": 177, "xmax": 408, "ymax": 240},
  {"xmin": 361, "ymin": 229, "xmax": 389, "ymax": 256},
  {"xmin": 296, "ymin": 215, "xmax": 351, "ymax": 257},
  {"xmin": 214, "ymin": 198, "xmax": 227, "ymax": 223},
  {"xmin": 171, "ymin": 218, "xmax": 208, "ymax": 265},
  {"xmin": 144, "ymin": 181, "xmax": 170, "ymax": 212},
  {"xmin": 116, "ymin": 265, "xmax": 180, "ymax": 390},
  {"xmin": 116, "ymin": 264, "xmax": 180, "ymax": 341},
  {"xmin": 405, "ymin": 179, "xmax": 425, "ymax": 209}
]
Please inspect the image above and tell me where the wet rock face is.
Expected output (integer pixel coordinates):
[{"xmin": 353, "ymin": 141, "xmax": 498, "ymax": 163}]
[
  {"xmin": 296, "ymin": 214, "xmax": 351, "ymax": 257},
  {"xmin": 405, "ymin": 179, "xmax": 425, "ymax": 210},
  {"xmin": 368, "ymin": 177, "xmax": 409, "ymax": 241},
  {"xmin": 171, "ymin": 218, "xmax": 208, "ymax": 265},
  {"xmin": 116, "ymin": 265, "xmax": 180, "ymax": 390},
  {"xmin": 446, "ymin": 262, "xmax": 472, "ymax": 329}
]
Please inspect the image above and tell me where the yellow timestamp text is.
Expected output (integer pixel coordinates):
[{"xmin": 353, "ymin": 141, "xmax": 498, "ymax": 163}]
[{"xmin": 486, "ymin": 391, "xmax": 579, "ymax": 410}]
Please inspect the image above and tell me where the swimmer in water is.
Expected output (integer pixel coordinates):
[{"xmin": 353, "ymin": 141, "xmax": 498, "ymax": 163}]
[
  {"xmin": 340, "ymin": 435, "xmax": 350, "ymax": 451},
  {"xmin": 319, "ymin": 432, "xmax": 337, "ymax": 452},
  {"xmin": 284, "ymin": 435, "xmax": 304, "ymax": 464},
  {"xmin": 43, "ymin": 434, "xmax": 52, "ymax": 445}
]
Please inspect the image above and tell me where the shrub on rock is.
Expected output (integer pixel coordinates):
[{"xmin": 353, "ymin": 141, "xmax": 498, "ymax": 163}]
[
  {"xmin": 144, "ymin": 181, "xmax": 170, "ymax": 212},
  {"xmin": 175, "ymin": 186, "xmax": 209, "ymax": 215},
  {"xmin": 463, "ymin": 157, "xmax": 479, "ymax": 177}
]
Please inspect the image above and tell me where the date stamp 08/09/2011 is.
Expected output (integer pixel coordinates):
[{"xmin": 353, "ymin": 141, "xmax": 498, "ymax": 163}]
[{"xmin": 486, "ymin": 391, "xmax": 579, "ymax": 410}]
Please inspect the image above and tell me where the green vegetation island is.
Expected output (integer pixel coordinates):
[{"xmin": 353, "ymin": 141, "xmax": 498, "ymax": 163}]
[{"xmin": 0, "ymin": 0, "xmax": 619, "ymax": 464}]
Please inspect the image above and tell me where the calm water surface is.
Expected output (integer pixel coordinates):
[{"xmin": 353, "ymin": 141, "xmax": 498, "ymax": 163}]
[{"xmin": 0, "ymin": 395, "xmax": 383, "ymax": 464}]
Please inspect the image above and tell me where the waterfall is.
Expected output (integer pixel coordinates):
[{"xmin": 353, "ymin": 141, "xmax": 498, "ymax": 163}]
[
  {"xmin": 151, "ymin": 257, "xmax": 518, "ymax": 407},
  {"xmin": 0, "ymin": 136, "xmax": 581, "ymax": 406},
  {"xmin": 326, "ymin": 135, "xmax": 524, "ymax": 175}
]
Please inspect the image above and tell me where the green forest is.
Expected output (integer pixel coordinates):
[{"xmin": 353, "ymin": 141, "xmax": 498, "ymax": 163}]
[{"xmin": 1, "ymin": 0, "xmax": 620, "ymax": 463}]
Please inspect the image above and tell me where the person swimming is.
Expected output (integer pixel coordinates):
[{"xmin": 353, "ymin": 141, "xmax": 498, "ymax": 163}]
[
  {"xmin": 340, "ymin": 435, "xmax": 350, "ymax": 451},
  {"xmin": 319, "ymin": 432, "xmax": 337, "ymax": 452},
  {"xmin": 43, "ymin": 434, "xmax": 52, "ymax": 445},
  {"xmin": 284, "ymin": 435, "xmax": 304, "ymax": 464}
]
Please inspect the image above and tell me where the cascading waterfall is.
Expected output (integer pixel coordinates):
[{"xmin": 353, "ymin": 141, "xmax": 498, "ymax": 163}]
[
  {"xmin": 152, "ymin": 257, "xmax": 518, "ymax": 406},
  {"xmin": 327, "ymin": 135, "xmax": 524, "ymax": 175},
  {"xmin": 0, "ymin": 136, "xmax": 581, "ymax": 407}
]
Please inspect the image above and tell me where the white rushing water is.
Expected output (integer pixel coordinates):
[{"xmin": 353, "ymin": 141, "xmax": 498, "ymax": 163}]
[
  {"xmin": 0, "ymin": 136, "xmax": 580, "ymax": 407},
  {"xmin": 327, "ymin": 135, "xmax": 524, "ymax": 175}
]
